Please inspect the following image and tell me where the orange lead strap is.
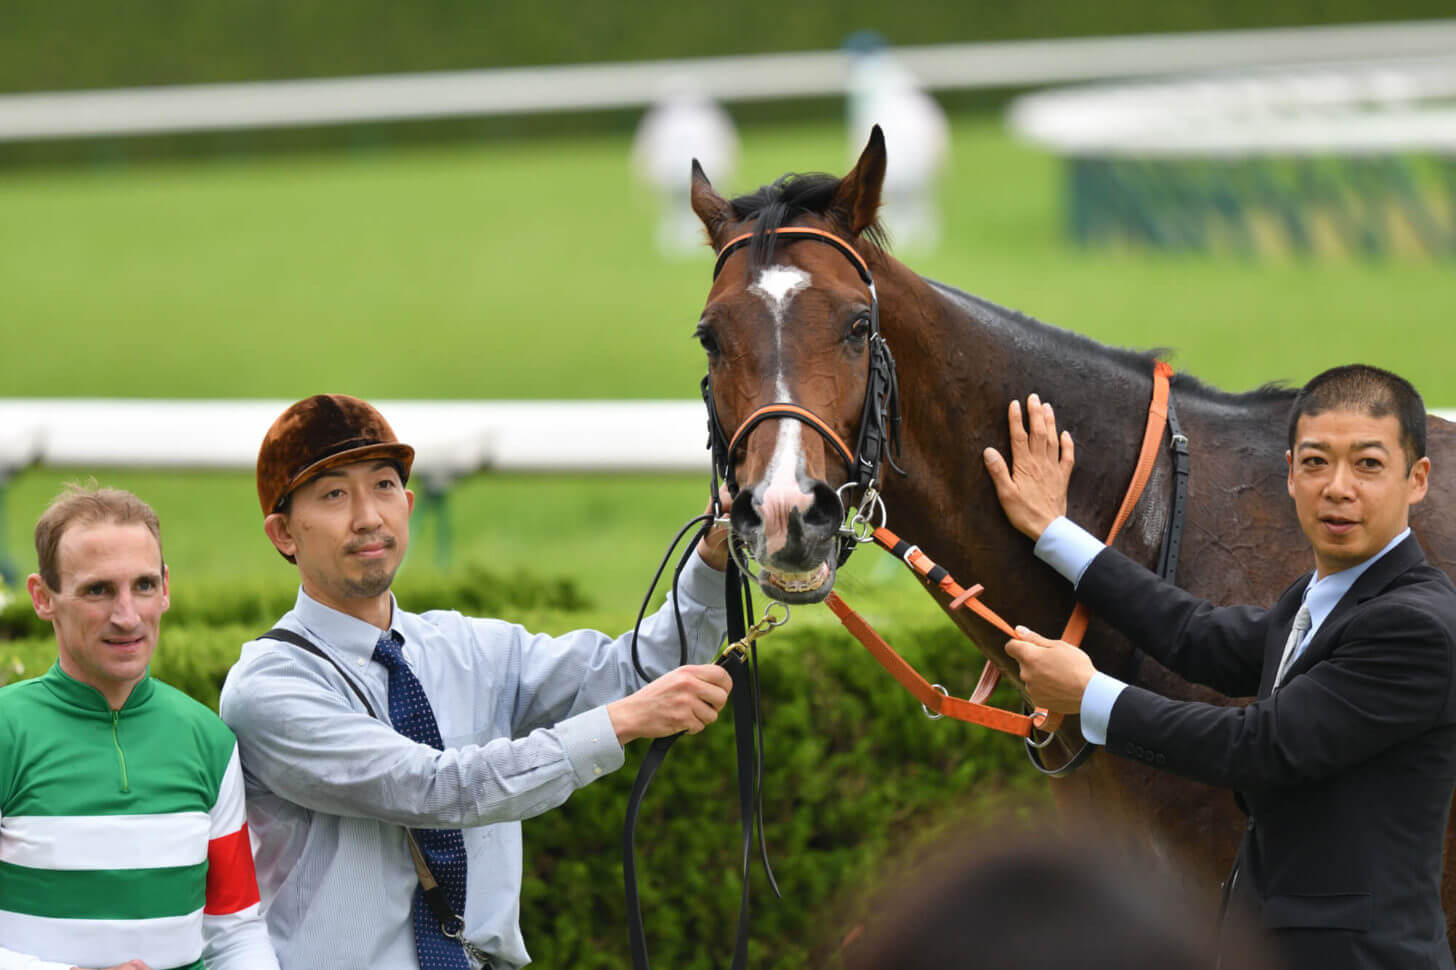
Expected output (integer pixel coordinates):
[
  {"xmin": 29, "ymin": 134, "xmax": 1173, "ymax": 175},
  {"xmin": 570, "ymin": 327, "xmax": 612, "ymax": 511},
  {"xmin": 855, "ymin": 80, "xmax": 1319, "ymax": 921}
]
[
  {"xmin": 824, "ymin": 590, "xmax": 1040, "ymax": 735},
  {"xmin": 827, "ymin": 361, "xmax": 1175, "ymax": 740}
]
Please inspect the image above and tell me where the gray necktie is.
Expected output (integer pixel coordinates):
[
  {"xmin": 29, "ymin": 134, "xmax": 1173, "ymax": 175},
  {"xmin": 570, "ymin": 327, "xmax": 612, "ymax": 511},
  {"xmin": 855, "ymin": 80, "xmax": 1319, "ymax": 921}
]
[{"xmin": 1273, "ymin": 603, "xmax": 1313, "ymax": 689}]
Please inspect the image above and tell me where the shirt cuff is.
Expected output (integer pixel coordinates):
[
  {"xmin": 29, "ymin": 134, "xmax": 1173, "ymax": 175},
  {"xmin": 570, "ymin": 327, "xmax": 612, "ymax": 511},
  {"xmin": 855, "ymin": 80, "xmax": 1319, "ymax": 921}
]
[
  {"xmin": 1078, "ymin": 671, "xmax": 1127, "ymax": 746},
  {"xmin": 678, "ymin": 547, "xmax": 729, "ymax": 609},
  {"xmin": 555, "ymin": 705, "xmax": 625, "ymax": 786},
  {"xmin": 1034, "ymin": 516, "xmax": 1106, "ymax": 588}
]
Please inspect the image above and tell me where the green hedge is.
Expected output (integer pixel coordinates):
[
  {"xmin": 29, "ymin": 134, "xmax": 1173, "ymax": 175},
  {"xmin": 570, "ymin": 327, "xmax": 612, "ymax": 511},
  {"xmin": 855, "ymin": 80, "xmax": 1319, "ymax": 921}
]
[
  {"xmin": 521, "ymin": 622, "xmax": 1046, "ymax": 970},
  {"xmin": 0, "ymin": 563, "xmax": 588, "ymax": 641},
  {"xmin": 3, "ymin": 1, "xmax": 1447, "ymax": 93},
  {"xmin": 1, "ymin": 612, "xmax": 1046, "ymax": 968}
]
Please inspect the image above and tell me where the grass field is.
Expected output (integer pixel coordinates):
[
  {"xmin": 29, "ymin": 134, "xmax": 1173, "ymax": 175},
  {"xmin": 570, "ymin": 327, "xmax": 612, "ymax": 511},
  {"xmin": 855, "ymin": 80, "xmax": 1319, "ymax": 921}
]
[{"xmin": 3, "ymin": 112, "xmax": 1453, "ymax": 612}]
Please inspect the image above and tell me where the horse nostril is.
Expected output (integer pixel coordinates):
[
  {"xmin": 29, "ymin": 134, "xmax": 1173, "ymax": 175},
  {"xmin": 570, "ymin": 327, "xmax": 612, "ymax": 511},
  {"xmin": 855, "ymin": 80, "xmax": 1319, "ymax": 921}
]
[
  {"xmin": 730, "ymin": 489, "xmax": 762, "ymax": 534},
  {"xmin": 802, "ymin": 482, "xmax": 844, "ymax": 531}
]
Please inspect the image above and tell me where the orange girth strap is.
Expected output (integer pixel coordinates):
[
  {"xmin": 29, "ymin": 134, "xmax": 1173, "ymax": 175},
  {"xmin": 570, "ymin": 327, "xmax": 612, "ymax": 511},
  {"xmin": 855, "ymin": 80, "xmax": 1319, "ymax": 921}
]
[
  {"xmin": 826, "ymin": 361, "xmax": 1176, "ymax": 739},
  {"xmin": 1059, "ymin": 359, "xmax": 1174, "ymax": 646}
]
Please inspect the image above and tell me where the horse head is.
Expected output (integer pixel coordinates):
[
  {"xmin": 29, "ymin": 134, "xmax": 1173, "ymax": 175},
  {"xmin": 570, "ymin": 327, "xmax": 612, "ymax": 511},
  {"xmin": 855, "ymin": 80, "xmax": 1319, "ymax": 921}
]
[{"xmin": 691, "ymin": 126, "xmax": 899, "ymax": 604}]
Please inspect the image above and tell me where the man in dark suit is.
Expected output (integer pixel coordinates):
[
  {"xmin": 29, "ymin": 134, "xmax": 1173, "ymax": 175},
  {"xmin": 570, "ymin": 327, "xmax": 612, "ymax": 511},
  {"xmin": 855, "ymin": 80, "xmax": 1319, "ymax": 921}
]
[{"xmin": 981, "ymin": 364, "xmax": 1456, "ymax": 970}]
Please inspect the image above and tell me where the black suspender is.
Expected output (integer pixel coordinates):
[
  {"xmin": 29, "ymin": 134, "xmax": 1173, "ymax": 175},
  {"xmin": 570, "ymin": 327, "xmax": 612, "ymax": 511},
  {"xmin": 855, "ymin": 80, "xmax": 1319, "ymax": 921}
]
[
  {"xmin": 262, "ymin": 627, "xmax": 379, "ymax": 716},
  {"xmin": 259, "ymin": 627, "xmax": 494, "ymax": 969}
]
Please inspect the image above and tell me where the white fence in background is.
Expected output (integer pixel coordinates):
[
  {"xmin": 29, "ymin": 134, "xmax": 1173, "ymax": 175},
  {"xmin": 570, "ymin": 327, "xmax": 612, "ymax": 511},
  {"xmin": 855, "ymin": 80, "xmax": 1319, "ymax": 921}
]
[
  {"xmin": 0, "ymin": 400, "xmax": 712, "ymax": 492},
  {"xmin": 1008, "ymin": 55, "xmax": 1456, "ymax": 158},
  {"xmin": 2, "ymin": 397, "xmax": 1451, "ymax": 575},
  {"xmin": 2, "ymin": 20, "xmax": 1455, "ymax": 142},
  {"xmin": 4, "ymin": 399, "xmax": 1454, "ymax": 486}
]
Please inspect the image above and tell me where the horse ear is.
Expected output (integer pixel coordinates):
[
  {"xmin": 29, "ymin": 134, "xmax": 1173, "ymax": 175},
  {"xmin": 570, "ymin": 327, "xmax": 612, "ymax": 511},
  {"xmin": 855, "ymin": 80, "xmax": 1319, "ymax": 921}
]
[
  {"xmin": 831, "ymin": 124, "xmax": 887, "ymax": 238},
  {"xmin": 691, "ymin": 159, "xmax": 734, "ymax": 248}
]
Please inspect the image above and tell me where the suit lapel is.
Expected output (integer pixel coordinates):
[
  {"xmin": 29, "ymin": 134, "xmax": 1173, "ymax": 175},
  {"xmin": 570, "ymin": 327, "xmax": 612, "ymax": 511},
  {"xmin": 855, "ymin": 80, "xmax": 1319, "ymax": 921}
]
[
  {"xmin": 1281, "ymin": 534, "xmax": 1426, "ymax": 682},
  {"xmin": 1259, "ymin": 578, "xmax": 1314, "ymax": 697}
]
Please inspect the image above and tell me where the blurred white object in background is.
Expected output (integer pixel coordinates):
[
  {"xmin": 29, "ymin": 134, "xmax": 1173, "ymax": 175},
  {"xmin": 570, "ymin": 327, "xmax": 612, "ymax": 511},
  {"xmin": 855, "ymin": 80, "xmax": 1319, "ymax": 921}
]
[
  {"xmin": 632, "ymin": 77, "xmax": 739, "ymax": 256},
  {"xmin": 845, "ymin": 31, "xmax": 950, "ymax": 250}
]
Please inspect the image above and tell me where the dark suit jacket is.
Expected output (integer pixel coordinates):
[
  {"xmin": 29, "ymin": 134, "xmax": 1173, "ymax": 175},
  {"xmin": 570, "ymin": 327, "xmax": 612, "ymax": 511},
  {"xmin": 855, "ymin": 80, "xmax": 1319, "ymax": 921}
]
[{"xmin": 1077, "ymin": 534, "xmax": 1456, "ymax": 970}]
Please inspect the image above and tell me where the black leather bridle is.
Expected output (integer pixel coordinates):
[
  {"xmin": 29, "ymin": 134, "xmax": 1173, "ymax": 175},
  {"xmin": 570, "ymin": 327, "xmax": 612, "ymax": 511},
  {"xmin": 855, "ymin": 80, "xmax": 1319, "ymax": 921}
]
[
  {"xmin": 624, "ymin": 227, "xmax": 906, "ymax": 970},
  {"xmin": 700, "ymin": 226, "xmax": 905, "ymax": 564}
]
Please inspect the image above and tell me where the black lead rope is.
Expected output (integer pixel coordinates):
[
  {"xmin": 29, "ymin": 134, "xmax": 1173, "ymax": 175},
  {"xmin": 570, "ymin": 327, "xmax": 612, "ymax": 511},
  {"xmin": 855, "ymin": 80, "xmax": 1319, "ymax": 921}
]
[{"xmin": 624, "ymin": 516, "xmax": 775, "ymax": 970}]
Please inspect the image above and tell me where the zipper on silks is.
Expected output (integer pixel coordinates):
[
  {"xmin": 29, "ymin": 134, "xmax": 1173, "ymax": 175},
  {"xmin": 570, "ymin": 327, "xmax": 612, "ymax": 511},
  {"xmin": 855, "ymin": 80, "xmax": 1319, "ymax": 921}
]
[{"xmin": 111, "ymin": 710, "xmax": 130, "ymax": 793}]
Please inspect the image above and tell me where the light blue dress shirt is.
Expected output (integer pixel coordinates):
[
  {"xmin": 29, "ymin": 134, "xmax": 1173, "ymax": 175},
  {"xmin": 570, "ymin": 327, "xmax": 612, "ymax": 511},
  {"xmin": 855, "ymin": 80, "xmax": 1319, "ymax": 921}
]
[
  {"xmin": 219, "ymin": 553, "xmax": 726, "ymax": 970},
  {"xmin": 1033, "ymin": 517, "xmax": 1412, "ymax": 745}
]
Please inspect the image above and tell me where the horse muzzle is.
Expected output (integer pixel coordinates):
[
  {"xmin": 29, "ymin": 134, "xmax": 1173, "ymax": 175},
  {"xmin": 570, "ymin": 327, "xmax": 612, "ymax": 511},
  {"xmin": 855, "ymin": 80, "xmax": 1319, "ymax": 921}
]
[{"xmin": 729, "ymin": 482, "xmax": 843, "ymax": 603}]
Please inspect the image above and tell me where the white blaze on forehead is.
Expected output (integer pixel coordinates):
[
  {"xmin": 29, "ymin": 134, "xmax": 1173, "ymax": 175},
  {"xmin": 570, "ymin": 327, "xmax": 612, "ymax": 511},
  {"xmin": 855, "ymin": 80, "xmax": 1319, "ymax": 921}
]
[
  {"xmin": 749, "ymin": 264, "xmax": 812, "ymax": 318},
  {"xmin": 748, "ymin": 264, "xmax": 814, "ymax": 554}
]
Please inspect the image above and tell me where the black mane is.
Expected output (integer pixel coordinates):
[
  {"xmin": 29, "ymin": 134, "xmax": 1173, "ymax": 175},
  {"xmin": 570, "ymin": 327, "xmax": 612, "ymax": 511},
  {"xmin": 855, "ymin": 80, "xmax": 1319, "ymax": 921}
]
[
  {"xmin": 939, "ymin": 281, "xmax": 1295, "ymax": 407},
  {"xmin": 727, "ymin": 172, "xmax": 889, "ymax": 270}
]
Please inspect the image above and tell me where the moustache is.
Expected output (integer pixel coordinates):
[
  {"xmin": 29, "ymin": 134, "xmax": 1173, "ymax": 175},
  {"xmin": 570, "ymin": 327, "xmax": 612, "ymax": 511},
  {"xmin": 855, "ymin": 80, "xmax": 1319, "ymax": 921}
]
[{"xmin": 345, "ymin": 534, "xmax": 398, "ymax": 555}]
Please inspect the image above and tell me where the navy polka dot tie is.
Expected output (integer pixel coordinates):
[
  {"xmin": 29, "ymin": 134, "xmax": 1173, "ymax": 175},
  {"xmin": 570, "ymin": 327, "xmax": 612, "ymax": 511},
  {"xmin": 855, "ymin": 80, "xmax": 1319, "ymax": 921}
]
[{"xmin": 374, "ymin": 631, "xmax": 472, "ymax": 970}]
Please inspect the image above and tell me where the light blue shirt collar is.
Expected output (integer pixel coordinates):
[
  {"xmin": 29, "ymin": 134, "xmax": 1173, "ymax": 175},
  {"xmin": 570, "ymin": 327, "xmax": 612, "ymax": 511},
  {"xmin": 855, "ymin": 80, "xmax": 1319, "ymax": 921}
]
[
  {"xmin": 292, "ymin": 586, "xmax": 404, "ymax": 660},
  {"xmin": 1298, "ymin": 527, "xmax": 1411, "ymax": 646}
]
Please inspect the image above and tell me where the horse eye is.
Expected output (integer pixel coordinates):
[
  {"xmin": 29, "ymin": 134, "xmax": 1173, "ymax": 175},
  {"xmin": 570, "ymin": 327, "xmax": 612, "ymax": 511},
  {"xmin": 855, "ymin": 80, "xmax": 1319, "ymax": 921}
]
[
  {"xmin": 846, "ymin": 316, "xmax": 871, "ymax": 343},
  {"xmin": 695, "ymin": 324, "xmax": 720, "ymax": 357}
]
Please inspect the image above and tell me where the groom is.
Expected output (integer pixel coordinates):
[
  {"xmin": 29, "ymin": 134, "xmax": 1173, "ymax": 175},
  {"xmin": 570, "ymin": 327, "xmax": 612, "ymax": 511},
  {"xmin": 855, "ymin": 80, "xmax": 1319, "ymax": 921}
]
[{"xmin": 983, "ymin": 364, "xmax": 1456, "ymax": 970}]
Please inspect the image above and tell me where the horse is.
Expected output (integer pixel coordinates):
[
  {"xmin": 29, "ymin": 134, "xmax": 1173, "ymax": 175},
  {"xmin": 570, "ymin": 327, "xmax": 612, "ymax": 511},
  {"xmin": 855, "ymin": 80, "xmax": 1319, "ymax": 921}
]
[{"xmin": 687, "ymin": 125, "xmax": 1456, "ymax": 934}]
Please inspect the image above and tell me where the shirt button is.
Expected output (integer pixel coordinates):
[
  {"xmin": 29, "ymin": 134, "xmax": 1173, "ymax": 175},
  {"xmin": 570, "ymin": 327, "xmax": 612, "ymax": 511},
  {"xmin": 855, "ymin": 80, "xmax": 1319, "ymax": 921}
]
[
  {"xmin": 357, "ymin": 657, "xmax": 366, "ymax": 666},
  {"xmin": 593, "ymin": 766, "xmax": 603, "ymax": 776}
]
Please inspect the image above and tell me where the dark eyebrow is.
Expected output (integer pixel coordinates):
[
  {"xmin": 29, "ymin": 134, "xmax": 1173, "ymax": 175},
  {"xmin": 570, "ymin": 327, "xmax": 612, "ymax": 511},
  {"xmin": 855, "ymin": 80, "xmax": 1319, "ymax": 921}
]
[{"xmin": 1296, "ymin": 439, "xmax": 1390, "ymax": 453}]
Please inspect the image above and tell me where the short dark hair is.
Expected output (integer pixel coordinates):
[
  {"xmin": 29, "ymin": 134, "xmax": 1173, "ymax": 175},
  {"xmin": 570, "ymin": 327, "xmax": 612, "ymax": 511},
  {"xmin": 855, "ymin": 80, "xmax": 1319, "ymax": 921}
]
[{"xmin": 1288, "ymin": 364, "xmax": 1426, "ymax": 471}]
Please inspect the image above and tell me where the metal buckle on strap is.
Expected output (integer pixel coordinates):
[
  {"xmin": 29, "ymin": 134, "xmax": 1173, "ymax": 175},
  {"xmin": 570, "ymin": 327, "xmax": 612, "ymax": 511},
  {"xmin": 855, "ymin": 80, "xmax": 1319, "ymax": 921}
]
[
  {"xmin": 899, "ymin": 543, "xmax": 921, "ymax": 565},
  {"xmin": 714, "ymin": 603, "xmax": 791, "ymax": 663},
  {"xmin": 442, "ymin": 919, "xmax": 495, "ymax": 969},
  {"xmin": 1025, "ymin": 721, "xmax": 1060, "ymax": 750},
  {"xmin": 921, "ymin": 683, "xmax": 950, "ymax": 720},
  {"xmin": 838, "ymin": 482, "xmax": 886, "ymax": 543}
]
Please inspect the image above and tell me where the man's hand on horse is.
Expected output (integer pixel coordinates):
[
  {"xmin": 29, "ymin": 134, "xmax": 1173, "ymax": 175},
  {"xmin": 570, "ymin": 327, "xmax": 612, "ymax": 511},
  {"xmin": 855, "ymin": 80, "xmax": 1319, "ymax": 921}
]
[
  {"xmin": 607, "ymin": 664, "xmax": 734, "ymax": 744},
  {"xmin": 983, "ymin": 393, "xmax": 1075, "ymax": 541},
  {"xmin": 696, "ymin": 485, "xmax": 733, "ymax": 571},
  {"xmin": 1005, "ymin": 625, "xmax": 1095, "ymax": 714}
]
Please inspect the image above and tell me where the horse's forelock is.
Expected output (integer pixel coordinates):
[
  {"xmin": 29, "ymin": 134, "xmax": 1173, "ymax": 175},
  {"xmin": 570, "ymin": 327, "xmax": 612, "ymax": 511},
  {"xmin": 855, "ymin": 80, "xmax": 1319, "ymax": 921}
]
[{"xmin": 726, "ymin": 173, "xmax": 888, "ymax": 276}]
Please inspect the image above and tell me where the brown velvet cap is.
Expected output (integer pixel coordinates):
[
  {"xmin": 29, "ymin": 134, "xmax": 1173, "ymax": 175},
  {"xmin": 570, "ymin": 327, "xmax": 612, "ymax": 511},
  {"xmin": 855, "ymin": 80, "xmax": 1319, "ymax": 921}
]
[{"xmin": 256, "ymin": 394, "xmax": 415, "ymax": 515}]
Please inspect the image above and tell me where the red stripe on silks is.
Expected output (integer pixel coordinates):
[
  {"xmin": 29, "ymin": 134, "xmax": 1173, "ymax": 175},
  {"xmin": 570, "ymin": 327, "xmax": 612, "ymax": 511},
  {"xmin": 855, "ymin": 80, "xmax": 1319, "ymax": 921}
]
[{"xmin": 205, "ymin": 824, "xmax": 262, "ymax": 914}]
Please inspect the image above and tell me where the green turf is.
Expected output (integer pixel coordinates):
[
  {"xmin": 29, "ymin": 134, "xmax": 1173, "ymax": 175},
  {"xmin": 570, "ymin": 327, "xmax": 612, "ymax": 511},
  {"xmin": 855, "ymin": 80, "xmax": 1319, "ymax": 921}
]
[{"xmin": 3, "ymin": 113, "xmax": 1453, "ymax": 606}]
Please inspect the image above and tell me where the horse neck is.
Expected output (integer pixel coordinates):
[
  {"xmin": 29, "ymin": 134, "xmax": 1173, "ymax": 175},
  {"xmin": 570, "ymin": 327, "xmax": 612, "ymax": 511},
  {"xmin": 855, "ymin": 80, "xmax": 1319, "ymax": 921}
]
[{"xmin": 868, "ymin": 257, "xmax": 1182, "ymax": 640}]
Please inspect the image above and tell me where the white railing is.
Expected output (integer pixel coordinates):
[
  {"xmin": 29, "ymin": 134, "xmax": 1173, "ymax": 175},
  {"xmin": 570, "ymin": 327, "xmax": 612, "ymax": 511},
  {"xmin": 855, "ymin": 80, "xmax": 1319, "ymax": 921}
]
[
  {"xmin": 2, "ymin": 397, "xmax": 1451, "ymax": 576},
  {"xmin": 1008, "ymin": 54, "xmax": 1456, "ymax": 158},
  {"xmin": 3, "ymin": 20, "xmax": 1455, "ymax": 142},
  {"xmin": 3, "ymin": 399, "xmax": 1453, "ymax": 485},
  {"xmin": 0, "ymin": 400, "xmax": 712, "ymax": 490}
]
